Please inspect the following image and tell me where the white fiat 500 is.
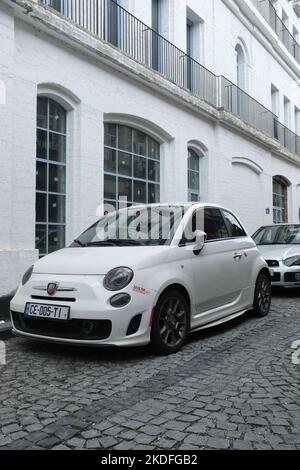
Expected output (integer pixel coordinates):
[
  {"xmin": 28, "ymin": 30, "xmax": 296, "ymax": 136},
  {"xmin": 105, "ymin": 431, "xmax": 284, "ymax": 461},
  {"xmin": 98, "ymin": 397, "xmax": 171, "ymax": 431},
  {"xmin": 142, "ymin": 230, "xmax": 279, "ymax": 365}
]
[{"xmin": 11, "ymin": 204, "xmax": 271, "ymax": 354}]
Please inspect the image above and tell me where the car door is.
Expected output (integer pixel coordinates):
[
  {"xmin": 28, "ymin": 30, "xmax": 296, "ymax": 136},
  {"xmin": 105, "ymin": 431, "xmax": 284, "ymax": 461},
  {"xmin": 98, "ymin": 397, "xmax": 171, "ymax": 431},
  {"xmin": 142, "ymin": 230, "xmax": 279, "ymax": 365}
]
[
  {"xmin": 188, "ymin": 207, "xmax": 247, "ymax": 326},
  {"xmin": 221, "ymin": 209, "xmax": 257, "ymax": 306}
]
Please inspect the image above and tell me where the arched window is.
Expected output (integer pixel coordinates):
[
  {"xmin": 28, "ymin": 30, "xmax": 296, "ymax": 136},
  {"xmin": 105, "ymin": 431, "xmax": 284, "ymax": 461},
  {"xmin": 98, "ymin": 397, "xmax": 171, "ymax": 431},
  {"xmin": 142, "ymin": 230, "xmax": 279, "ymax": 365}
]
[
  {"xmin": 104, "ymin": 124, "xmax": 160, "ymax": 208},
  {"xmin": 188, "ymin": 148, "xmax": 201, "ymax": 202},
  {"xmin": 36, "ymin": 97, "xmax": 66, "ymax": 256},
  {"xmin": 273, "ymin": 177, "xmax": 288, "ymax": 224},
  {"xmin": 235, "ymin": 43, "xmax": 247, "ymax": 91}
]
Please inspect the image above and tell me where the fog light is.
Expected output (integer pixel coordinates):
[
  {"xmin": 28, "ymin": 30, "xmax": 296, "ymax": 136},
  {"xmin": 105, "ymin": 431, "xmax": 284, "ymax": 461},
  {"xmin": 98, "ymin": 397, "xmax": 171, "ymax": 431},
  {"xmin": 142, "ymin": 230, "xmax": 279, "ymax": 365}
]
[{"xmin": 109, "ymin": 293, "xmax": 131, "ymax": 308}]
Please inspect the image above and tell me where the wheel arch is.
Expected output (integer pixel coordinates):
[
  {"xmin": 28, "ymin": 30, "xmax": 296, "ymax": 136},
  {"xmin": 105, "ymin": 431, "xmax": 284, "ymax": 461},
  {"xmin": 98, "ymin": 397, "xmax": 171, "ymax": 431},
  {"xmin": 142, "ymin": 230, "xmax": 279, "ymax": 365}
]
[
  {"xmin": 154, "ymin": 283, "xmax": 192, "ymax": 327},
  {"xmin": 258, "ymin": 267, "xmax": 271, "ymax": 280}
]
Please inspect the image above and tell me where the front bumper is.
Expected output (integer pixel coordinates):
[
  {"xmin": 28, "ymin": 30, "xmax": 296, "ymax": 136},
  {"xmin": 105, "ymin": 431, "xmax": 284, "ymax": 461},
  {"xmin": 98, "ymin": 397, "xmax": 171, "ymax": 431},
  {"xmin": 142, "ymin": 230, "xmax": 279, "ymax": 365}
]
[
  {"xmin": 10, "ymin": 274, "xmax": 156, "ymax": 347},
  {"xmin": 270, "ymin": 265, "xmax": 300, "ymax": 287}
]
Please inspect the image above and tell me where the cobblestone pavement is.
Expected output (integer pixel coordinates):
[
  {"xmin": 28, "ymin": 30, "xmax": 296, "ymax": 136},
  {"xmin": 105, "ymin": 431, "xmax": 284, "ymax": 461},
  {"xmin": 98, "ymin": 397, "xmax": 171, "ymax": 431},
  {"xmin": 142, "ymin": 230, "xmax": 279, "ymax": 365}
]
[{"xmin": 0, "ymin": 290, "xmax": 299, "ymax": 451}]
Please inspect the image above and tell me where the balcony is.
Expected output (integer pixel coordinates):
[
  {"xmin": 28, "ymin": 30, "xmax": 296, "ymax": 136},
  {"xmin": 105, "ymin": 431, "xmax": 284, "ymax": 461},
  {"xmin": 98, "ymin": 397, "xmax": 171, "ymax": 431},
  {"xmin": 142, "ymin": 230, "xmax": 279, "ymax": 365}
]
[
  {"xmin": 252, "ymin": 0, "xmax": 300, "ymax": 64},
  {"xmin": 39, "ymin": 0, "xmax": 300, "ymax": 157}
]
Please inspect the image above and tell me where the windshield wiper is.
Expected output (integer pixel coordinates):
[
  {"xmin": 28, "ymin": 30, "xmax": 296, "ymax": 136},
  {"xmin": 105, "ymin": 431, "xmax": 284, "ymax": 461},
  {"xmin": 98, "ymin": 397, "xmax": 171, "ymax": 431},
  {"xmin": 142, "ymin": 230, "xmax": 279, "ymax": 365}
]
[
  {"xmin": 86, "ymin": 240, "xmax": 118, "ymax": 247},
  {"xmin": 117, "ymin": 240, "xmax": 146, "ymax": 246},
  {"xmin": 73, "ymin": 239, "xmax": 86, "ymax": 247}
]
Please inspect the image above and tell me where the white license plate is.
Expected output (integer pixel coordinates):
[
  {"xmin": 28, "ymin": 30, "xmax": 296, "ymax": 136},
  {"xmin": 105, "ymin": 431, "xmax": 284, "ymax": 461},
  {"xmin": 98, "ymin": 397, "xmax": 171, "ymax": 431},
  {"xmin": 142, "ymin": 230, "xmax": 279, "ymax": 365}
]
[{"xmin": 25, "ymin": 303, "xmax": 70, "ymax": 321}]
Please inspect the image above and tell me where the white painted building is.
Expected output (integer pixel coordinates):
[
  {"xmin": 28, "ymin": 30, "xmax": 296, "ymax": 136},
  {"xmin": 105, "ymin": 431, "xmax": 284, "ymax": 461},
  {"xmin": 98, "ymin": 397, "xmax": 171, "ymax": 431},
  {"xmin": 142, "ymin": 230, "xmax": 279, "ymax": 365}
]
[{"xmin": 1, "ymin": 0, "xmax": 300, "ymax": 299}]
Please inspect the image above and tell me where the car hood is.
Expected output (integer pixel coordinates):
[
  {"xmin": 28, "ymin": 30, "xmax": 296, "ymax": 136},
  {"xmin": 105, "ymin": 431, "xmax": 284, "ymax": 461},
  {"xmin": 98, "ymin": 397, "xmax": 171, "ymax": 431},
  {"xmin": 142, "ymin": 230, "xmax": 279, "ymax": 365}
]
[
  {"xmin": 33, "ymin": 246, "xmax": 171, "ymax": 275},
  {"xmin": 257, "ymin": 244, "xmax": 300, "ymax": 261}
]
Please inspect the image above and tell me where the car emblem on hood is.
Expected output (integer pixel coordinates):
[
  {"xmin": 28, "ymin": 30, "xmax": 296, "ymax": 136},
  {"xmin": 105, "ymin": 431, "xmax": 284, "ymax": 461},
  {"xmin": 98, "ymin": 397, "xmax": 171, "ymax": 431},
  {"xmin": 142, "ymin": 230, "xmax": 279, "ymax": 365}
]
[{"xmin": 47, "ymin": 283, "xmax": 59, "ymax": 296}]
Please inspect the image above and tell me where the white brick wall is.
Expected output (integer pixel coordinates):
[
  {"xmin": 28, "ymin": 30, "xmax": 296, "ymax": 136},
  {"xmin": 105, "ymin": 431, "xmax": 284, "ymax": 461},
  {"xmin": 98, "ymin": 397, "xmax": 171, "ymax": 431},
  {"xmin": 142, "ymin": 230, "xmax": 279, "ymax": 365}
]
[{"xmin": 0, "ymin": 0, "xmax": 300, "ymax": 296}]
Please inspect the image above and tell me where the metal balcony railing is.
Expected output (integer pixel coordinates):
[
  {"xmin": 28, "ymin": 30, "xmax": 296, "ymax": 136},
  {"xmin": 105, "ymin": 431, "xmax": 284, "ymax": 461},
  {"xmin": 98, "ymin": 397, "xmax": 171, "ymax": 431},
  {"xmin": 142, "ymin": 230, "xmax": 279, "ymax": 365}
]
[
  {"xmin": 40, "ymin": 0, "xmax": 218, "ymax": 106},
  {"xmin": 252, "ymin": 0, "xmax": 300, "ymax": 64},
  {"xmin": 220, "ymin": 76, "xmax": 300, "ymax": 154},
  {"xmin": 39, "ymin": 0, "xmax": 300, "ymax": 156}
]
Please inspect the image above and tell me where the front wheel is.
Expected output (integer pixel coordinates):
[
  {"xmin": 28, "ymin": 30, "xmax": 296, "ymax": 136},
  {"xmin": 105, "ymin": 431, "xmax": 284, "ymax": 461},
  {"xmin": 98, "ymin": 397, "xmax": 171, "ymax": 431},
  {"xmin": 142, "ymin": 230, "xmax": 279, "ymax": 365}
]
[
  {"xmin": 151, "ymin": 290, "xmax": 189, "ymax": 355},
  {"xmin": 253, "ymin": 272, "xmax": 272, "ymax": 317}
]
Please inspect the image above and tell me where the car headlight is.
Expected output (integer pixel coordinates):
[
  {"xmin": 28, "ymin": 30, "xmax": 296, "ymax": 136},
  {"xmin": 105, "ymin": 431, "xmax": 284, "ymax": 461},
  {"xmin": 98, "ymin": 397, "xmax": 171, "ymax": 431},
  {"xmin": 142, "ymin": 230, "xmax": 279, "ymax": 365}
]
[
  {"xmin": 103, "ymin": 267, "xmax": 134, "ymax": 291},
  {"xmin": 22, "ymin": 265, "xmax": 34, "ymax": 285},
  {"xmin": 283, "ymin": 256, "xmax": 300, "ymax": 267}
]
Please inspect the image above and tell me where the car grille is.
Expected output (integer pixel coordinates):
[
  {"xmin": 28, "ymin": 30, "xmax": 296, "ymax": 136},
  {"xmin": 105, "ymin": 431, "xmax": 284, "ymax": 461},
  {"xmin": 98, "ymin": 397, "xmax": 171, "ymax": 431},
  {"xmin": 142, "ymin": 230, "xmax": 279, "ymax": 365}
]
[
  {"xmin": 284, "ymin": 273, "xmax": 300, "ymax": 283},
  {"xmin": 11, "ymin": 311, "xmax": 112, "ymax": 341},
  {"xmin": 266, "ymin": 260, "xmax": 280, "ymax": 267}
]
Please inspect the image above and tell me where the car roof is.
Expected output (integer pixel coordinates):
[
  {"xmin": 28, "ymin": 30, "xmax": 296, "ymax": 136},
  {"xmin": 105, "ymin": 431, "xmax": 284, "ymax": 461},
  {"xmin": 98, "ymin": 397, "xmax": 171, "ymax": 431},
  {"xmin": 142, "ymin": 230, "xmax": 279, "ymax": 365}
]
[
  {"xmin": 256, "ymin": 224, "xmax": 300, "ymax": 229},
  {"xmin": 125, "ymin": 203, "xmax": 232, "ymax": 211}
]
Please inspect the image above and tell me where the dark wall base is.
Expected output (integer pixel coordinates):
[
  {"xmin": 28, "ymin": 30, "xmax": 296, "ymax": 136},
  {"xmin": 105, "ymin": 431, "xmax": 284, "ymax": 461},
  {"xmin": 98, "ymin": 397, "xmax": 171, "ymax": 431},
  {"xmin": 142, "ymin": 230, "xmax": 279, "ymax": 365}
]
[{"xmin": 0, "ymin": 296, "xmax": 13, "ymax": 321}]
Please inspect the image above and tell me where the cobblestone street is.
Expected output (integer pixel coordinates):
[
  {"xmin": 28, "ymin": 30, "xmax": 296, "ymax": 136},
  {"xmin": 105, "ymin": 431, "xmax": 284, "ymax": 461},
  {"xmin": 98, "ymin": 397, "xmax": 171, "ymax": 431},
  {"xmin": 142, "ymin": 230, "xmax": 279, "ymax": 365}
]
[{"xmin": 0, "ymin": 290, "xmax": 299, "ymax": 451}]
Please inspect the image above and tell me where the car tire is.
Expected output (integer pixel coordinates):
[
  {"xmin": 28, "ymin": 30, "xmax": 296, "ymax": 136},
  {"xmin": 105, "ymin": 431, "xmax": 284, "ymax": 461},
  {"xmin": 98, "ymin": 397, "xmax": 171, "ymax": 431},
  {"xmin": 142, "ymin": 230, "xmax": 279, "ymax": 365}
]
[
  {"xmin": 151, "ymin": 289, "xmax": 189, "ymax": 355},
  {"xmin": 253, "ymin": 272, "xmax": 272, "ymax": 317}
]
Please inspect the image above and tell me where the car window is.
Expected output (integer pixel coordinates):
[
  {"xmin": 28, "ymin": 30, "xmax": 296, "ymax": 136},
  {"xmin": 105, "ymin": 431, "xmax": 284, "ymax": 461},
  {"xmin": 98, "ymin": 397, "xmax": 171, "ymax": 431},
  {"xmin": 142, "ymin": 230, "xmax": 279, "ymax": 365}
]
[
  {"xmin": 253, "ymin": 225, "xmax": 300, "ymax": 245},
  {"xmin": 191, "ymin": 208, "xmax": 229, "ymax": 241},
  {"xmin": 222, "ymin": 210, "xmax": 246, "ymax": 238}
]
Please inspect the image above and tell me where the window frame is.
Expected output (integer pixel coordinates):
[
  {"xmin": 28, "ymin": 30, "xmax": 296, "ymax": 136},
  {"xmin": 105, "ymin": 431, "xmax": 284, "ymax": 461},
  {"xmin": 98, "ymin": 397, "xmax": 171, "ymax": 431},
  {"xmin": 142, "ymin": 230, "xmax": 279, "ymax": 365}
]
[
  {"xmin": 273, "ymin": 177, "xmax": 288, "ymax": 224},
  {"xmin": 36, "ymin": 96, "xmax": 67, "ymax": 257},
  {"xmin": 188, "ymin": 148, "xmax": 201, "ymax": 202},
  {"xmin": 221, "ymin": 209, "xmax": 247, "ymax": 239},
  {"xmin": 179, "ymin": 206, "xmax": 232, "ymax": 247},
  {"xmin": 104, "ymin": 123, "xmax": 161, "ymax": 209}
]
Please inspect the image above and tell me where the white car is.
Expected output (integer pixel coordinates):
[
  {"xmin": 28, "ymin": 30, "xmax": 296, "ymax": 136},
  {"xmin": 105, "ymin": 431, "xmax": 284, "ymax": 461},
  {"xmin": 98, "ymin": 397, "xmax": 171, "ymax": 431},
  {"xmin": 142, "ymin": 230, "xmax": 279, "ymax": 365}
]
[
  {"xmin": 253, "ymin": 224, "xmax": 300, "ymax": 288},
  {"xmin": 11, "ymin": 204, "xmax": 271, "ymax": 354}
]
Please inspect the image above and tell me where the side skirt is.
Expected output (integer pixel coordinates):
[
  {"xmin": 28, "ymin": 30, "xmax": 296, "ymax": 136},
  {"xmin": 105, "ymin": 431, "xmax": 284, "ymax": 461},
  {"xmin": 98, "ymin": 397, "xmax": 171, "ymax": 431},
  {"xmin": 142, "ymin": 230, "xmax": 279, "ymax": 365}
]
[{"xmin": 190, "ymin": 309, "xmax": 250, "ymax": 333}]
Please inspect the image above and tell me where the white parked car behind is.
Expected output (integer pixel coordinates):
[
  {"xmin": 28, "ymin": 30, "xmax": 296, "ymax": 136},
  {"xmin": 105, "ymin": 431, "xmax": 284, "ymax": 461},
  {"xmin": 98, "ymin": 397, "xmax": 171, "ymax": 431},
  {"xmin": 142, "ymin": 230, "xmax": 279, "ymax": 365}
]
[
  {"xmin": 11, "ymin": 204, "xmax": 271, "ymax": 354},
  {"xmin": 253, "ymin": 224, "xmax": 300, "ymax": 288}
]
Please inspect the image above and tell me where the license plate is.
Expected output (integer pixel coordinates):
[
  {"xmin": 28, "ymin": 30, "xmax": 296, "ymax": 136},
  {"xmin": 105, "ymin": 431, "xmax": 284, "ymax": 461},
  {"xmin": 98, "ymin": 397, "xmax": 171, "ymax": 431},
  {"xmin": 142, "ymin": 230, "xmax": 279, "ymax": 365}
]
[{"xmin": 25, "ymin": 303, "xmax": 70, "ymax": 321}]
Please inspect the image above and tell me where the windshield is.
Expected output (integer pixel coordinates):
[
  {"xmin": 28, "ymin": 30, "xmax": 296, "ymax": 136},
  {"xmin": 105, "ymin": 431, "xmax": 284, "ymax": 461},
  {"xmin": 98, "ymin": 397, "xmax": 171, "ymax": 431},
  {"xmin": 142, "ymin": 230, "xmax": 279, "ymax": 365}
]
[
  {"xmin": 71, "ymin": 206, "xmax": 186, "ymax": 247},
  {"xmin": 253, "ymin": 225, "xmax": 300, "ymax": 245}
]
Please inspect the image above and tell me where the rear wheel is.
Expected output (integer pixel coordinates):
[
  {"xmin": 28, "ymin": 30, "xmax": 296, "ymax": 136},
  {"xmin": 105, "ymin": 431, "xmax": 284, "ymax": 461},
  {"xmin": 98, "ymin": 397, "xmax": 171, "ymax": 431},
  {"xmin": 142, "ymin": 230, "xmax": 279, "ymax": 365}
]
[
  {"xmin": 253, "ymin": 272, "xmax": 271, "ymax": 317},
  {"xmin": 151, "ymin": 290, "xmax": 189, "ymax": 355}
]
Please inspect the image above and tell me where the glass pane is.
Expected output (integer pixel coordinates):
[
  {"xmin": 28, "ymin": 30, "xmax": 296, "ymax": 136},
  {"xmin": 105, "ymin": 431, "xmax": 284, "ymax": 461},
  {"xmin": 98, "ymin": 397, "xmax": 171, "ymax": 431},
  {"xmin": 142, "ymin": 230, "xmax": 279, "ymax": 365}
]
[
  {"xmin": 118, "ymin": 152, "xmax": 132, "ymax": 177},
  {"xmin": 118, "ymin": 178, "xmax": 132, "ymax": 201},
  {"xmin": 35, "ymin": 224, "xmax": 47, "ymax": 254},
  {"xmin": 49, "ymin": 100, "xmax": 66, "ymax": 133},
  {"xmin": 48, "ymin": 0, "xmax": 64, "ymax": 13},
  {"xmin": 204, "ymin": 208, "xmax": 229, "ymax": 240},
  {"xmin": 133, "ymin": 130, "xmax": 147, "ymax": 156},
  {"xmin": 104, "ymin": 175, "xmax": 116, "ymax": 200},
  {"xmin": 36, "ymin": 193, "xmax": 47, "ymax": 222},
  {"xmin": 148, "ymin": 138, "xmax": 160, "ymax": 160},
  {"xmin": 134, "ymin": 181, "xmax": 146, "ymax": 203},
  {"xmin": 148, "ymin": 160, "xmax": 160, "ymax": 182},
  {"xmin": 36, "ymin": 129, "xmax": 47, "ymax": 159},
  {"xmin": 148, "ymin": 183, "xmax": 160, "ymax": 203},
  {"xmin": 37, "ymin": 98, "xmax": 48, "ymax": 129},
  {"xmin": 134, "ymin": 156, "xmax": 147, "ymax": 180},
  {"xmin": 190, "ymin": 193, "xmax": 199, "ymax": 202},
  {"xmin": 188, "ymin": 150, "xmax": 200, "ymax": 171},
  {"xmin": 49, "ymin": 133, "xmax": 66, "ymax": 162},
  {"xmin": 104, "ymin": 148, "xmax": 116, "ymax": 173},
  {"xmin": 36, "ymin": 161, "xmax": 47, "ymax": 191},
  {"xmin": 49, "ymin": 194, "xmax": 66, "ymax": 223},
  {"xmin": 104, "ymin": 123, "xmax": 117, "ymax": 148},
  {"xmin": 189, "ymin": 171, "xmax": 199, "ymax": 190},
  {"xmin": 118, "ymin": 126, "xmax": 132, "ymax": 152},
  {"xmin": 104, "ymin": 200, "xmax": 117, "ymax": 213},
  {"xmin": 49, "ymin": 164, "xmax": 66, "ymax": 194},
  {"xmin": 48, "ymin": 225, "xmax": 65, "ymax": 254}
]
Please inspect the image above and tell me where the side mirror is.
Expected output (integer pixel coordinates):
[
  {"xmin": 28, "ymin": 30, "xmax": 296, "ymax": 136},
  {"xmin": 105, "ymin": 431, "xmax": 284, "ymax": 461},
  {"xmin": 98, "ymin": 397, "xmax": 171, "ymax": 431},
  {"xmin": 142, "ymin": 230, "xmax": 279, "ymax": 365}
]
[{"xmin": 193, "ymin": 230, "xmax": 207, "ymax": 255}]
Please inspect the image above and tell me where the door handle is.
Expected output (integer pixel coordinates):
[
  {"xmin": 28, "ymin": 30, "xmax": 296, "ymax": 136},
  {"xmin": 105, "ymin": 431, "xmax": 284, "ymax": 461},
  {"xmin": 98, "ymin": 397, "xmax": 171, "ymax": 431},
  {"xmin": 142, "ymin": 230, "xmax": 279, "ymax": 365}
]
[{"xmin": 233, "ymin": 253, "xmax": 243, "ymax": 261}]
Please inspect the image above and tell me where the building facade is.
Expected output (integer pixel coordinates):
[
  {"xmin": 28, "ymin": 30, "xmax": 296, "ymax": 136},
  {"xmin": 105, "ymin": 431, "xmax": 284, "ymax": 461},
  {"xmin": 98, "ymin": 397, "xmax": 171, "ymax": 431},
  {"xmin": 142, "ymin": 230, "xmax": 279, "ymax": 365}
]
[{"xmin": 1, "ymin": 0, "xmax": 300, "ymax": 298}]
